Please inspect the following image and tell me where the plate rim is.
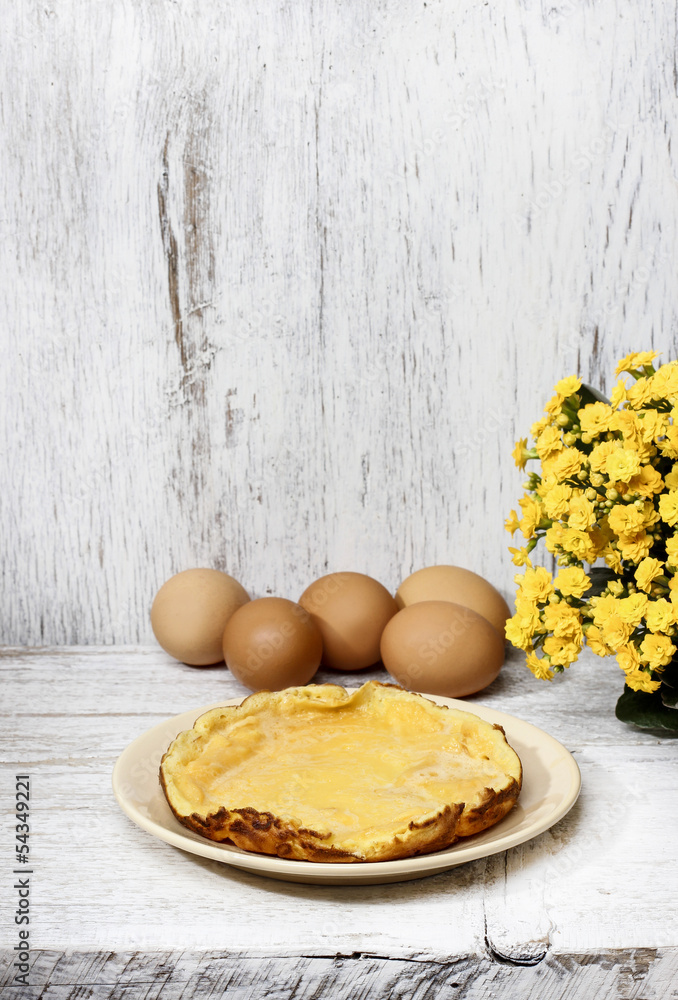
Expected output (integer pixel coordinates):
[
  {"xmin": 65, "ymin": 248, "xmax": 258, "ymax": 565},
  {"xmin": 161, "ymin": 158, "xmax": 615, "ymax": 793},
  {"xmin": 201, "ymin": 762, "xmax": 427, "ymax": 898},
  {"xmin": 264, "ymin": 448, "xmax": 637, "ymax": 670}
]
[{"xmin": 112, "ymin": 689, "xmax": 581, "ymax": 881}]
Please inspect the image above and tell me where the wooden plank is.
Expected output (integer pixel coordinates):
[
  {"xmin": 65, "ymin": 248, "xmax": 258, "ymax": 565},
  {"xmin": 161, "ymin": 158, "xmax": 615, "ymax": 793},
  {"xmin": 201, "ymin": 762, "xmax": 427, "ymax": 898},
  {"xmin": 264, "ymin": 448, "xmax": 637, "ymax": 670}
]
[
  {"xmin": 2, "ymin": 744, "xmax": 672, "ymax": 956},
  {"xmin": 1, "ymin": 647, "xmax": 677, "ymax": 959},
  {"xmin": 0, "ymin": 645, "xmax": 667, "ymax": 748},
  {"xmin": 483, "ymin": 744, "xmax": 678, "ymax": 955},
  {"xmin": 1, "ymin": 949, "xmax": 677, "ymax": 1000},
  {"xmin": 3, "ymin": 3, "xmax": 678, "ymax": 645},
  {"xmin": 0, "ymin": 755, "xmax": 485, "ymax": 957}
]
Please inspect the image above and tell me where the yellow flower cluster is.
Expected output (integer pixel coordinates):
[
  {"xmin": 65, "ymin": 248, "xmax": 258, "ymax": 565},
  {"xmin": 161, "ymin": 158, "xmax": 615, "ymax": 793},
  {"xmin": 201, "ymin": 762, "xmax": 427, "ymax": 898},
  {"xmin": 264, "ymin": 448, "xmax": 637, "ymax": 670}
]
[{"xmin": 506, "ymin": 352, "xmax": 678, "ymax": 695}]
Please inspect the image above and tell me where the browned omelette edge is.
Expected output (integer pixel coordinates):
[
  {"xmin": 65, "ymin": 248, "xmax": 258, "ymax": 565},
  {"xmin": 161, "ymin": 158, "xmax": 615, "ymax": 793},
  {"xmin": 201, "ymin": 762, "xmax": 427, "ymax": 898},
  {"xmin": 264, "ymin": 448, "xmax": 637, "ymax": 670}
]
[{"xmin": 159, "ymin": 682, "xmax": 522, "ymax": 863}]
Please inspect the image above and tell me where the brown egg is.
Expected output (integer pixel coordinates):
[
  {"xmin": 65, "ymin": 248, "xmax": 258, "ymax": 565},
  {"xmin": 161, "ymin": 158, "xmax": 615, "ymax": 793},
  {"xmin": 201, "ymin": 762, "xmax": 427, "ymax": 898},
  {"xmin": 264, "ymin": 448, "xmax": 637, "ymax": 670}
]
[
  {"xmin": 396, "ymin": 565, "xmax": 510, "ymax": 637},
  {"xmin": 151, "ymin": 568, "xmax": 250, "ymax": 666},
  {"xmin": 298, "ymin": 572, "xmax": 398, "ymax": 671},
  {"xmin": 380, "ymin": 601, "xmax": 504, "ymax": 698},
  {"xmin": 222, "ymin": 597, "xmax": 323, "ymax": 691}
]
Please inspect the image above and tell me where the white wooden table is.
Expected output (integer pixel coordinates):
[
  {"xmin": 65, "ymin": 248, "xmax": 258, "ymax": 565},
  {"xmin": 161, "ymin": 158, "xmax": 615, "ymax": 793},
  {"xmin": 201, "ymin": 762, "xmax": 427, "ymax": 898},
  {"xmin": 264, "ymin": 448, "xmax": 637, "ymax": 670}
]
[{"xmin": 2, "ymin": 645, "xmax": 677, "ymax": 998}]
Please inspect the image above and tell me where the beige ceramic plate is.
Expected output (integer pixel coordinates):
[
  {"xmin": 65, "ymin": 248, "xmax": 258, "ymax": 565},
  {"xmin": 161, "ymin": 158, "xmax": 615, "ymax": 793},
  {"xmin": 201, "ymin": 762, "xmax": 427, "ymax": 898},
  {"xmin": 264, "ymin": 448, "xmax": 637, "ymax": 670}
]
[{"xmin": 112, "ymin": 692, "xmax": 581, "ymax": 885}]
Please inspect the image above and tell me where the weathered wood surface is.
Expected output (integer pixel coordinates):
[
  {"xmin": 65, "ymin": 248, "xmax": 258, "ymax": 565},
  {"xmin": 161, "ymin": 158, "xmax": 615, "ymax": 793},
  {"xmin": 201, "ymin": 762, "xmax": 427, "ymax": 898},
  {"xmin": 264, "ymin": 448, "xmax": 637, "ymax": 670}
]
[
  {"xmin": 4, "ymin": 2, "xmax": 678, "ymax": 645},
  {"xmin": 1, "ymin": 645, "xmax": 677, "ymax": 1000},
  {"xmin": 2, "ymin": 949, "xmax": 678, "ymax": 1000}
]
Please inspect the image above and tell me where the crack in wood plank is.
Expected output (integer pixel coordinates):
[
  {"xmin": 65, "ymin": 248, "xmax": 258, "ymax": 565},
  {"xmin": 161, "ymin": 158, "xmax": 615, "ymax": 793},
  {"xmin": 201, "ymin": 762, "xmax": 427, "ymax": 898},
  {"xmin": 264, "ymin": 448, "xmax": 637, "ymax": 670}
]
[
  {"xmin": 2, "ymin": 949, "xmax": 676, "ymax": 999},
  {"xmin": 157, "ymin": 134, "xmax": 186, "ymax": 371}
]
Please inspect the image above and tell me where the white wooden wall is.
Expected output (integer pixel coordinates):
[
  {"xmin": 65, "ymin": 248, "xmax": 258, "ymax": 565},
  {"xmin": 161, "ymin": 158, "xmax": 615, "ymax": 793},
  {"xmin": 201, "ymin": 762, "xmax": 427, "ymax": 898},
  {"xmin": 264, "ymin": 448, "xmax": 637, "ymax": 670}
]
[{"xmin": 3, "ymin": 0, "xmax": 678, "ymax": 645}]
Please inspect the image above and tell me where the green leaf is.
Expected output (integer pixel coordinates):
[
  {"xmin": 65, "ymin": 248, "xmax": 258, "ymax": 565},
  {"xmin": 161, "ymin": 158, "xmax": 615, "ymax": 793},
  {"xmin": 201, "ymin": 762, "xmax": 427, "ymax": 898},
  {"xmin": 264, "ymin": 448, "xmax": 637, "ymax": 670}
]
[
  {"xmin": 615, "ymin": 686, "xmax": 678, "ymax": 732},
  {"xmin": 578, "ymin": 383, "xmax": 611, "ymax": 408},
  {"xmin": 585, "ymin": 566, "xmax": 618, "ymax": 597},
  {"xmin": 660, "ymin": 683, "xmax": 678, "ymax": 708}
]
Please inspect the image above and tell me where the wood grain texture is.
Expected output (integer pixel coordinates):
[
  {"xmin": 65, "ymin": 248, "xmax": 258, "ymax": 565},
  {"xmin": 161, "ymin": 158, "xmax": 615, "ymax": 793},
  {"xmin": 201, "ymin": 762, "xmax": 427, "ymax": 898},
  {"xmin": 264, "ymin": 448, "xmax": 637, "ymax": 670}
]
[
  {"xmin": 3, "ymin": 2, "xmax": 678, "ymax": 644},
  {"xmin": 1, "ymin": 646, "xmax": 677, "ymax": 965},
  {"xmin": 2, "ymin": 949, "xmax": 678, "ymax": 1000}
]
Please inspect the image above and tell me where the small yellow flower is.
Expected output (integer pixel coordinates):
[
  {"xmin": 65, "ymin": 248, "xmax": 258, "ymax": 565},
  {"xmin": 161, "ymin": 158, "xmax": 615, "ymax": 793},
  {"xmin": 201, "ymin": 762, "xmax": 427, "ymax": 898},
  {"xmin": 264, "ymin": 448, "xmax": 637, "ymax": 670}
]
[
  {"xmin": 518, "ymin": 495, "xmax": 543, "ymax": 539},
  {"xmin": 607, "ymin": 504, "xmax": 644, "ymax": 536},
  {"xmin": 664, "ymin": 465, "xmax": 678, "ymax": 490},
  {"xmin": 652, "ymin": 362, "xmax": 678, "ymax": 399},
  {"xmin": 543, "ymin": 393, "xmax": 565, "ymax": 417},
  {"xmin": 590, "ymin": 521, "xmax": 613, "ymax": 553},
  {"xmin": 513, "ymin": 597, "xmax": 542, "ymax": 630},
  {"xmin": 531, "ymin": 416, "xmax": 550, "ymax": 437},
  {"xmin": 517, "ymin": 566, "xmax": 554, "ymax": 603},
  {"xmin": 568, "ymin": 495, "xmax": 596, "ymax": 531},
  {"xmin": 613, "ymin": 408, "xmax": 641, "ymax": 439},
  {"xmin": 589, "ymin": 440, "xmax": 619, "ymax": 473},
  {"xmin": 543, "ymin": 484, "xmax": 573, "ymax": 519},
  {"xmin": 657, "ymin": 423, "xmax": 678, "ymax": 459},
  {"xmin": 627, "ymin": 378, "xmax": 659, "ymax": 409},
  {"xmin": 554, "ymin": 566, "xmax": 591, "ymax": 598},
  {"xmin": 609, "ymin": 381, "xmax": 628, "ymax": 407},
  {"xmin": 616, "ymin": 592, "xmax": 649, "ymax": 627},
  {"xmin": 635, "ymin": 409, "xmax": 669, "ymax": 443},
  {"xmin": 624, "ymin": 667, "xmax": 662, "ymax": 693},
  {"xmin": 512, "ymin": 438, "xmax": 530, "ymax": 470},
  {"xmin": 635, "ymin": 557, "xmax": 665, "ymax": 593},
  {"xmin": 554, "ymin": 375, "xmax": 582, "ymax": 397},
  {"xmin": 603, "ymin": 545, "xmax": 624, "ymax": 573},
  {"xmin": 505, "ymin": 618, "xmax": 533, "ymax": 650},
  {"xmin": 560, "ymin": 526, "xmax": 599, "ymax": 563},
  {"xmin": 616, "ymin": 643, "xmax": 641, "ymax": 674},
  {"xmin": 544, "ymin": 521, "xmax": 565, "ymax": 554},
  {"xmin": 665, "ymin": 533, "xmax": 678, "ymax": 564},
  {"xmin": 537, "ymin": 464, "xmax": 559, "ymax": 493},
  {"xmin": 612, "ymin": 411, "xmax": 656, "ymax": 464},
  {"xmin": 604, "ymin": 448, "xmax": 642, "ymax": 483},
  {"xmin": 585, "ymin": 624, "xmax": 613, "ymax": 656},
  {"xmin": 591, "ymin": 594, "xmax": 621, "ymax": 625},
  {"xmin": 645, "ymin": 598, "xmax": 677, "ymax": 633},
  {"xmin": 639, "ymin": 632, "xmax": 675, "ymax": 669},
  {"xmin": 616, "ymin": 529, "xmax": 653, "ymax": 562},
  {"xmin": 526, "ymin": 651, "xmax": 554, "ymax": 681},
  {"xmin": 639, "ymin": 500, "xmax": 660, "ymax": 528},
  {"xmin": 505, "ymin": 599, "xmax": 542, "ymax": 649},
  {"xmin": 614, "ymin": 351, "xmax": 659, "ymax": 375},
  {"xmin": 543, "ymin": 635, "xmax": 581, "ymax": 666},
  {"xmin": 600, "ymin": 615, "xmax": 633, "ymax": 650},
  {"xmin": 542, "ymin": 603, "xmax": 583, "ymax": 641},
  {"xmin": 628, "ymin": 465, "xmax": 664, "ymax": 496},
  {"xmin": 509, "ymin": 546, "xmax": 532, "ymax": 567},
  {"xmin": 551, "ymin": 447, "xmax": 584, "ymax": 481},
  {"xmin": 535, "ymin": 425, "xmax": 563, "ymax": 460},
  {"xmin": 579, "ymin": 401, "xmax": 614, "ymax": 437},
  {"xmin": 505, "ymin": 510, "xmax": 520, "ymax": 536},
  {"xmin": 658, "ymin": 489, "xmax": 678, "ymax": 527}
]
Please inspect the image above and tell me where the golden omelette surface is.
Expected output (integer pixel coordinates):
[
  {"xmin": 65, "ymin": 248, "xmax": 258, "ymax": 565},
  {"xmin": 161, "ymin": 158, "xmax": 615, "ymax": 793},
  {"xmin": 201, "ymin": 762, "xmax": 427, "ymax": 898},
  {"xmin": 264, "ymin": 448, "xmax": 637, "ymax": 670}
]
[{"xmin": 160, "ymin": 681, "xmax": 522, "ymax": 863}]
